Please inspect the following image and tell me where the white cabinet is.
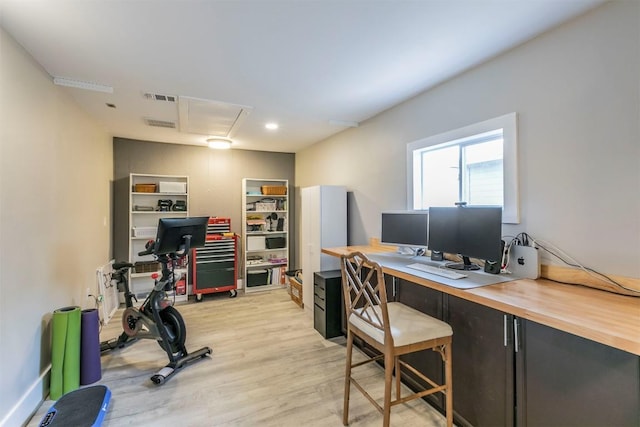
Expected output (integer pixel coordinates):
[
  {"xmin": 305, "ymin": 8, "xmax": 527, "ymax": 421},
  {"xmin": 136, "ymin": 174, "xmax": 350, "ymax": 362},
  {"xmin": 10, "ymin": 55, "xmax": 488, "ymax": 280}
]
[
  {"xmin": 241, "ymin": 178, "xmax": 289, "ymax": 293},
  {"xmin": 300, "ymin": 185, "xmax": 347, "ymax": 311},
  {"xmin": 129, "ymin": 173, "xmax": 189, "ymax": 302}
]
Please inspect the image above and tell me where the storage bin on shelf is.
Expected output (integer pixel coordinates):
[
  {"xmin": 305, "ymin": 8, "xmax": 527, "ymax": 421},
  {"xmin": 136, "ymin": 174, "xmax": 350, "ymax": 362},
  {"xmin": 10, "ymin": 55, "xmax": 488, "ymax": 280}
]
[
  {"xmin": 247, "ymin": 269, "xmax": 269, "ymax": 287},
  {"xmin": 134, "ymin": 183, "xmax": 156, "ymax": 193},
  {"xmin": 255, "ymin": 201, "xmax": 277, "ymax": 211},
  {"xmin": 132, "ymin": 226, "xmax": 157, "ymax": 238},
  {"xmin": 247, "ymin": 236, "xmax": 265, "ymax": 251},
  {"xmin": 261, "ymin": 186, "xmax": 287, "ymax": 195},
  {"xmin": 159, "ymin": 181, "xmax": 187, "ymax": 193},
  {"xmin": 265, "ymin": 237, "xmax": 286, "ymax": 249},
  {"xmin": 134, "ymin": 261, "xmax": 159, "ymax": 273}
]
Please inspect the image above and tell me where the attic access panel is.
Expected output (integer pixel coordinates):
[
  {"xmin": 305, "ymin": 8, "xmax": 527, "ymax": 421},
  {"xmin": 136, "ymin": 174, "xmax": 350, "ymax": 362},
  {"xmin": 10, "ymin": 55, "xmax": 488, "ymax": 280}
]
[{"xmin": 178, "ymin": 96, "xmax": 252, "ymax": 137}]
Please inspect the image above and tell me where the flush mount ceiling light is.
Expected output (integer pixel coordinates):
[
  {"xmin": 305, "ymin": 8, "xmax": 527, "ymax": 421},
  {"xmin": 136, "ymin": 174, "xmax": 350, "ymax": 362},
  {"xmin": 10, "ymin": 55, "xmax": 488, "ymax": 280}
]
[
  {"xmin": 207, "ymin": 138, "xmax": 232, "ymax": 149},
  {"xmin": 265, "ymin": 122, "xmax": 279, "ymax": 130}
]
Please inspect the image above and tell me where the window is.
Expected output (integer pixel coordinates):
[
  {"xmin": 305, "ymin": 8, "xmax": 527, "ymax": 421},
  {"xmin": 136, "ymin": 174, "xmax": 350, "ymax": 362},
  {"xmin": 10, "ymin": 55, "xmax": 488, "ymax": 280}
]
[{"xmin": 407, "ymin": 113, "xmax": 519, "ymax": 223}]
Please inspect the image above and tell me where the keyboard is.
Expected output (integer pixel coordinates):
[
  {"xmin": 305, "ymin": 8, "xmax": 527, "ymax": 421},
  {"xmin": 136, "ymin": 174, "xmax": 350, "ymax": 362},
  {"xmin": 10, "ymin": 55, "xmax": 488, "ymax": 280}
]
[{"xmin": 406, "ymin": 263, "xmax": 467, "ymax": 279}]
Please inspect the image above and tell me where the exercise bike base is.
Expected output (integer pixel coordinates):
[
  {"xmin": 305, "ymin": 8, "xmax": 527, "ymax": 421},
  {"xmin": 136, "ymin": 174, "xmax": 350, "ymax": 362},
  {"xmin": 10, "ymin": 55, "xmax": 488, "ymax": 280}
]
[
  {"xmin": 150, "ymin": 346, "xmax": 212, "ymax": 385},
  {"xmin": 100, "ymin": 334, "xmax": 138, "ymax": 353}
]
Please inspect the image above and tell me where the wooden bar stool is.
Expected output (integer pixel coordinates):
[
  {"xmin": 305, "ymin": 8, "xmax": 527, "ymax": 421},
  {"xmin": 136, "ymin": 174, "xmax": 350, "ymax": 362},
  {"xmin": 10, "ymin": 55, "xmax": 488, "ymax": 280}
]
[{"xmin": 340, "ymin": 251, "xmax": 453, "ymax": 427}]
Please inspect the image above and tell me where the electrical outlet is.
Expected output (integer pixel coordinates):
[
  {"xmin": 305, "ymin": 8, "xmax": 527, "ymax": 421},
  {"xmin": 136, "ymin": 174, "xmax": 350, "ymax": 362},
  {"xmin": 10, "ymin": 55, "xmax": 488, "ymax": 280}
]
[{"xmin": 86, "ymin": 287, "xmax": 92, "ymax": 297}]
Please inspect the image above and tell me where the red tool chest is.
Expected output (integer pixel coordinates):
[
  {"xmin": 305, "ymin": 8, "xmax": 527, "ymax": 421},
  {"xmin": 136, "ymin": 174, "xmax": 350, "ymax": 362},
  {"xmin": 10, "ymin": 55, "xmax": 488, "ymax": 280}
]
[{"xmin": 191, "ymin": 217, "xmax": 238, "ymax": 300}]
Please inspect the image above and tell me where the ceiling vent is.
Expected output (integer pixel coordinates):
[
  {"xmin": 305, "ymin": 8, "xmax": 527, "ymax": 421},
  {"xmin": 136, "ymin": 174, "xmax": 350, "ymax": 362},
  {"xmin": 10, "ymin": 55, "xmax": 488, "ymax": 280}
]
[
  {"xmin": 143, "ymin": 92, "xmax": 176, "ymax": 103},
  {"xmin": 178, "ymin": 96, "xmax": 252, "ymax": 138},
  {"xmin": 144, "ymin": 118, "xmax": 176, "ymax": 129}
]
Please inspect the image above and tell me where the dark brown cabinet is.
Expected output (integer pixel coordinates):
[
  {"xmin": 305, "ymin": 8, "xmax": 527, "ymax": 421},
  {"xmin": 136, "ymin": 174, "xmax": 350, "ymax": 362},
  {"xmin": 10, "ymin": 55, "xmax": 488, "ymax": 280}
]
[
  {"xmin": 446, "ymin": 295, "xmax": 515, "ymax": 427},
  {"xmin": 517, "ymin": 319, "xmax": 640, "ymax": 427},
  {"xmin": 392, "ymin": 279, "xmax": 640, "ymax": 427}
]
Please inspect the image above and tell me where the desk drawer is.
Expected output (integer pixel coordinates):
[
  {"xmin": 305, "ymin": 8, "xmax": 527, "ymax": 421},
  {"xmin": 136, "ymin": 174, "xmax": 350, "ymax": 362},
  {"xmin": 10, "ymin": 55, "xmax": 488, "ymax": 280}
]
[
  {"xmin": 314, "ymin": 283, "xmax": 325, "ymax": 299},
  {"xmin": 314, "ymin": 292, "xmax": 326, "ymax": 308},
  {"xmin": 314, "ymin": 303, "xmax": 326, "ymax": 337},
  {"xmin": 195, "ymin": 268, "xmax": 235, "ymax": 289}
]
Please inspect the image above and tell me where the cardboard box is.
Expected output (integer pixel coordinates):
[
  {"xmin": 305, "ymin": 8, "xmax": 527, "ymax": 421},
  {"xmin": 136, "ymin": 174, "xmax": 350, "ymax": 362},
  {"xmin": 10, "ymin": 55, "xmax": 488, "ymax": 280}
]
[{"xmin": 289, "ymin": 274, "xmax": 303, "ymax": 308}]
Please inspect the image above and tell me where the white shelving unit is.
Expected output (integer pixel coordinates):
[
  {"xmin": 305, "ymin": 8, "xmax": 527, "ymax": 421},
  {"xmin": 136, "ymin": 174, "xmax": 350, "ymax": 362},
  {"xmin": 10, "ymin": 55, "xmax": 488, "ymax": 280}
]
[
  {"xmin": 241, "ymin": 178, "xmax": 288, "ymax": 293},
  {"xmin": 129, "ymin": 173, "xmax": 190, "ymax": 302},
  {"xmin": 300, "ymin": 185, "xmax": 347, "ymax": 311}
]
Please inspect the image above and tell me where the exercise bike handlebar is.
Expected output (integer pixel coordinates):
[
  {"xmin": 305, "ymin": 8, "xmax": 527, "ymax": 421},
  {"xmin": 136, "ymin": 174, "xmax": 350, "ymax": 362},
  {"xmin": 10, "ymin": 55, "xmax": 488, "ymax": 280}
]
[
  {"xmin": 137, "ymin": 235, "xmax": 194, "ymax": 259},
  {"xmin": 138, "ymin": 240, "xmax": 156, "ymax": 257}
]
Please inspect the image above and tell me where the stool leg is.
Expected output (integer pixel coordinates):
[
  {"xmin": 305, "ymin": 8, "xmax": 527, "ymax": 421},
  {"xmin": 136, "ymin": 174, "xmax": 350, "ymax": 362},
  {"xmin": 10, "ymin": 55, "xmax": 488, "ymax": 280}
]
[
  {"xmin": 444, "ymin": 343, "xmax": 453, "ymax": 427},
  {"xmin": 383, "ymin": 352, "xmax": 393, "ymax": 427},
  {"xmin": 343, "ymin": 330, "xmax": 354, "ymax": 426}
]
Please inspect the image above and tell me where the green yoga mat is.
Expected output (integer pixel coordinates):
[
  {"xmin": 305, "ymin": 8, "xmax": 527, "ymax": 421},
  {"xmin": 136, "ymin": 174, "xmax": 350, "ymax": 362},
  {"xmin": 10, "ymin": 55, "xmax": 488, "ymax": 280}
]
[{"xmin": 50, "ymin": 306, "xmax": 81, "ymax": 400}]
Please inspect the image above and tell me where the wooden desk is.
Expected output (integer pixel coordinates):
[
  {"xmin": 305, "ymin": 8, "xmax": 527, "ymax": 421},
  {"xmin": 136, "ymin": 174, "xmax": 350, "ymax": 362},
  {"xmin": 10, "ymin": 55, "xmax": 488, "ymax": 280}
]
[
  {"xmin": 325, "ymin": 245, "xmax": 640, "ymax": 426},
  {"xmin": 322, "ymin": 245, "xmax": 640, "ymax": 356}
]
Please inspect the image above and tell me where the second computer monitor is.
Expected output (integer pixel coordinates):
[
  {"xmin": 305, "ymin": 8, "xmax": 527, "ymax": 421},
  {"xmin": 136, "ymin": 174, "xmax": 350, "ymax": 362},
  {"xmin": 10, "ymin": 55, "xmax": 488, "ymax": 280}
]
[
  {"xmin": 381, "ymin": 210, "xmax": 429, "ymax": 251},
  {"xmin": 428, "ymin": 206, "xmax": 502, "ymax": 270}
]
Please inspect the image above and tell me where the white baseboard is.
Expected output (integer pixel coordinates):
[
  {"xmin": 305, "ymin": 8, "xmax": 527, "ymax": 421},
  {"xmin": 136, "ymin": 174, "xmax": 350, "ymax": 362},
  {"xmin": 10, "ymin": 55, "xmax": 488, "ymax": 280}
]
[{"xmin": 1, "ymin": 365, "xmax": 50, "ymax": 427}]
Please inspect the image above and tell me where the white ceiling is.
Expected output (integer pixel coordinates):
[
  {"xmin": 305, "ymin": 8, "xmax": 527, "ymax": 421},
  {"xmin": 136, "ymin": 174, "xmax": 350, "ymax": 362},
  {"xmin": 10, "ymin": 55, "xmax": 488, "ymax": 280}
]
[{"xmin": 0, "ymin": 0, "xmax": 604, "ymax": 153}]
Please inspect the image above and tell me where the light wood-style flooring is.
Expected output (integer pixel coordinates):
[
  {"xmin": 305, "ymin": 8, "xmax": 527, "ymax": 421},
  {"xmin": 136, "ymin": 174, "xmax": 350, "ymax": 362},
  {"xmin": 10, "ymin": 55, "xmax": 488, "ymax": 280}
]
[{"xmin": 27, "ymin": 289, "xmax": 447, "ymax": 426}]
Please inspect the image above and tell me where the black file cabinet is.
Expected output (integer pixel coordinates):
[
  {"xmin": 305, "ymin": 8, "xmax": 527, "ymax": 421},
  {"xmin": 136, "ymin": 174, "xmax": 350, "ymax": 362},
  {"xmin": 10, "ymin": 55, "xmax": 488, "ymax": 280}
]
[{"xmin": 313, "ymin": 270, "xmax": 344, "ymax": 339}]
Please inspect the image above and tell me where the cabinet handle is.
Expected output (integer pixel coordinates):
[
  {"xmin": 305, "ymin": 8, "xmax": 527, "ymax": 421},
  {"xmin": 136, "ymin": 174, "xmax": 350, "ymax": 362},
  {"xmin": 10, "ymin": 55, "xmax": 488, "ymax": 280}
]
[
  {"xmin": 513, "ymin": 318, "xmax": 520, "ymax": 352},
  {"xmin": 503, "ymin": 315, "xmax": 508, "ymax": 347}
]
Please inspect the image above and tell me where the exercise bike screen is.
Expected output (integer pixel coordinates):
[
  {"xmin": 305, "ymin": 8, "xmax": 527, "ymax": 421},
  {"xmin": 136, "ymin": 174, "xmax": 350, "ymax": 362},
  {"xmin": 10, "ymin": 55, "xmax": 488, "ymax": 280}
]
[{"xmin": 154, "ymin": 217, "xmax": 208, "ymax": 255}]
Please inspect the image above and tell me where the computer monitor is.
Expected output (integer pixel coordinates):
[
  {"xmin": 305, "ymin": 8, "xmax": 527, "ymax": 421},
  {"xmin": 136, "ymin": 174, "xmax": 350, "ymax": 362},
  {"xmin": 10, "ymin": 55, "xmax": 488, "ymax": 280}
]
[
  {"xmin": 154, "ymin": 217, "xmax": 208, "ymax": 255},
  {"xmin": 428, "ymin": 206, "xmax": 502, "ymax": 270},
  {"xmin": 381, "ymin": 211, "xmax": 429, "ymax": 252}
]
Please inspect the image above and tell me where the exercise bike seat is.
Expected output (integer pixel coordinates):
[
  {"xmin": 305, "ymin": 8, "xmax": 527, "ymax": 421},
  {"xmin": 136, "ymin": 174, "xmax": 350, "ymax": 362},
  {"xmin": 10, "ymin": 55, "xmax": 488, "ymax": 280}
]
[{"xmin": 113, "ymin": 261, "xmax": 134, "ymax": 270}]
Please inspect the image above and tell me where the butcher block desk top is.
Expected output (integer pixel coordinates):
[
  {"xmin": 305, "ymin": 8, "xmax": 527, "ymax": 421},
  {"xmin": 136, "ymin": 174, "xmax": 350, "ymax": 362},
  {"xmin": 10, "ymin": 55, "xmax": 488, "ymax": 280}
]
[{"xmin": 322, "ymin": 245, "xmax": 640, "ymax": 356}]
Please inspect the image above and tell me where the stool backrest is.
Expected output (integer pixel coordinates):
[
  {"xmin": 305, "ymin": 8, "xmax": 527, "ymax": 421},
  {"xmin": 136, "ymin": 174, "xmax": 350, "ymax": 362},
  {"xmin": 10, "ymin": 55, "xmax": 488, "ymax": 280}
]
[{"xmin": 340, "ymin": 252, "xmax": 392, "ymax": 345}]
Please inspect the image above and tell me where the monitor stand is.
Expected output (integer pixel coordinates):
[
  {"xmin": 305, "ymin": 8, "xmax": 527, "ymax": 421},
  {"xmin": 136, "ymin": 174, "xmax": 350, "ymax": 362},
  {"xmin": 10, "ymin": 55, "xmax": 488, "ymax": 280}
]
[
  {"xmin": 396, "ymin": 246, "xmax": 424, "ymax": 256},
  {"xmin": 446, "ymin": 256, "xmax": 481, "ymax": 271}
]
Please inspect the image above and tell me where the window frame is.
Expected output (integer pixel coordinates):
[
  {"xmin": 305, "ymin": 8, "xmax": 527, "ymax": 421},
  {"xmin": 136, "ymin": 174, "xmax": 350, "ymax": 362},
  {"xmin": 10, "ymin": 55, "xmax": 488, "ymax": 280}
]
[{"xmin": 406, "ymin": 112, "xmax": 520, "ymax": 224}]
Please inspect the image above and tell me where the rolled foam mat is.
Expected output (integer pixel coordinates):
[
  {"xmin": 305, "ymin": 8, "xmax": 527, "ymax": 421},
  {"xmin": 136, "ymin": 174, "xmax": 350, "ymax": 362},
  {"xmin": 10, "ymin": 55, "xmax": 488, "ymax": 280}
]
[
  {"xmin": 80, "ymin": 308, "xmax": 102, "ymax": 385},
  {"xmin": 50, "ymin": 306, "xmax": 81, "ymax": 400}
]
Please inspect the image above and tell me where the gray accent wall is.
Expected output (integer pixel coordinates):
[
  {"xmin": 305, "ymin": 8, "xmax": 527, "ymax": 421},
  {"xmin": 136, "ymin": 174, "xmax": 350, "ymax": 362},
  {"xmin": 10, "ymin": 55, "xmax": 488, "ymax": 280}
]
[
  {"xmin": 295, "ymin": 1, "xmax": 640, "ymax": 279},
  {"xmin": 113, "ymin": 138, "xmax": 296, "ymax": 274}
]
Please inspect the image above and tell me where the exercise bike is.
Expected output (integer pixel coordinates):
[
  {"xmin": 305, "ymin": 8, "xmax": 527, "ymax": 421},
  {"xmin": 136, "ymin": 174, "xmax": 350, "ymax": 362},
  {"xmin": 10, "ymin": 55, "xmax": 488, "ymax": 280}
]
[{"xmin": 101, "ymin": 217, "xmax": 212, "ymax": 385}]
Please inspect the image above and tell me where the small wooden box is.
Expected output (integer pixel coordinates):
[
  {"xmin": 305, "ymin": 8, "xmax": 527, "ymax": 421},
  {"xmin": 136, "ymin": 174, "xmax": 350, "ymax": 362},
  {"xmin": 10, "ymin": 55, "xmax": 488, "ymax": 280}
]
[{"xmin": 289, "ymin": 274, "xmax": 303, "ymax": 308}]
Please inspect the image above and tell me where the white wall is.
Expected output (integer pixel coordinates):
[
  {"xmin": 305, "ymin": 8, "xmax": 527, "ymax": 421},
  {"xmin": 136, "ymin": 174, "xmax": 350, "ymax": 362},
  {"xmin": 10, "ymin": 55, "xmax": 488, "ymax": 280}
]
[
  {"xmin": 0, "ymin": 28, "xmax": 113, "ymax": 426},
  {"xmin": 296, "ymin": 1, "xmax": 640, "ymax": 279}
]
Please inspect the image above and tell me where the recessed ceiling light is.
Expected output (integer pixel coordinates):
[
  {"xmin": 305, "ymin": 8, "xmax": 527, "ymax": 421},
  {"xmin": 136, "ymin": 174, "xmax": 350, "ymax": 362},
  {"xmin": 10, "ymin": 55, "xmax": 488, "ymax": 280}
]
[
  {"xmin": 265, "ymin": 122, "xmax": 279, "ymax": 130},
  {"xmin": 207, "ymin": 138, "xmax": 232, "ymax": 149}
]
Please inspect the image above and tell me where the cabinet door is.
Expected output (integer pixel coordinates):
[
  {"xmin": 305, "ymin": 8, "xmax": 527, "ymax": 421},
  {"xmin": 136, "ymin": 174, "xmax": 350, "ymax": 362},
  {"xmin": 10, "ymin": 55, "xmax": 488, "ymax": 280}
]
[
  {"xmin": 447, "ymin": 295, "xmax": 515, "ymax": 427},
  {"xmin": 397, "ymin": 279, "xmax": 446, "ymax": 410},
  {"xmin": 517, "ymin": 319, "xmax": 640, "ymax": 427}
]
